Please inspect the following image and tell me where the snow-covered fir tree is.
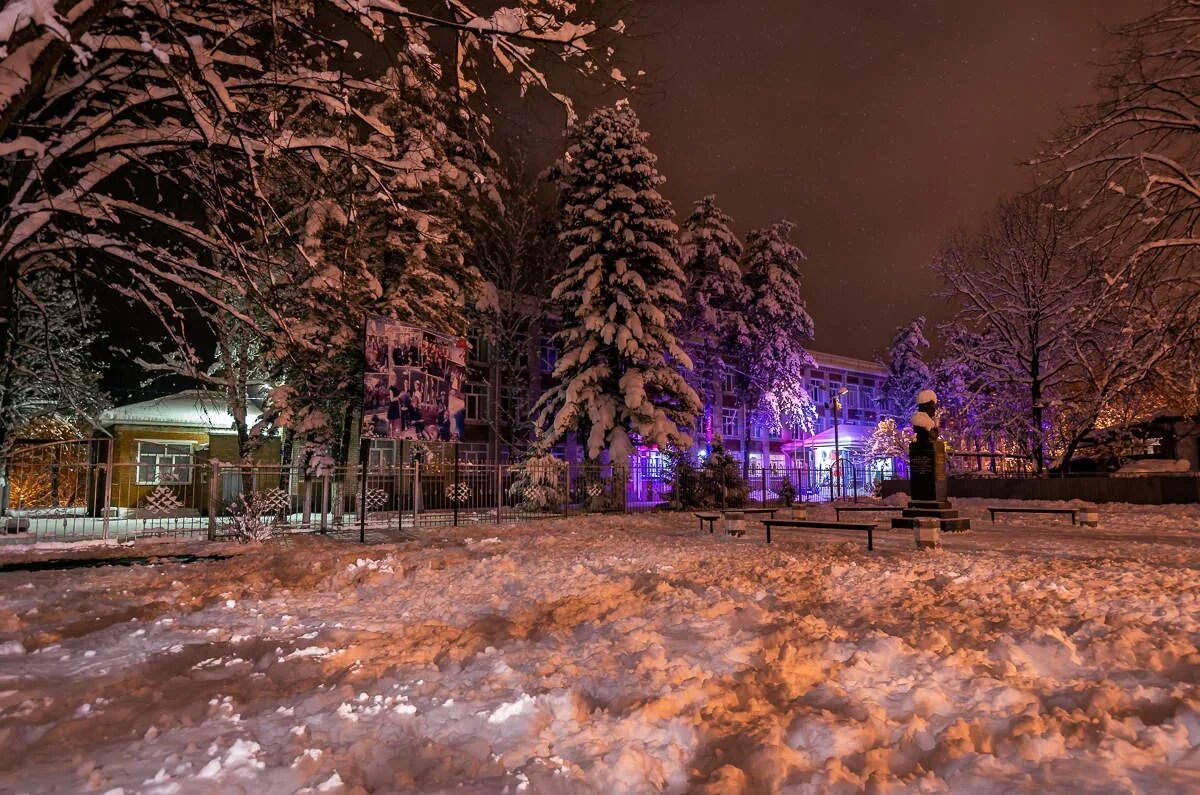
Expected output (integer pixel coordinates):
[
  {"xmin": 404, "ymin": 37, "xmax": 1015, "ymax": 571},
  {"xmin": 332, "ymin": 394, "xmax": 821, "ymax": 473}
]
[
  {"xmin": 537, "ymin": 101, "xmax": 702, "ymax": 461},
  {"xmin": 739, "ymin": 222, "xmax": 817, "ymax": 446},
  {"xmin": 677, "ymin": 196, "xmax": 751, "ymax": 442},
  {"xmin": 880, "ymin": 316, "xmax": 933, "ymax": 419}
]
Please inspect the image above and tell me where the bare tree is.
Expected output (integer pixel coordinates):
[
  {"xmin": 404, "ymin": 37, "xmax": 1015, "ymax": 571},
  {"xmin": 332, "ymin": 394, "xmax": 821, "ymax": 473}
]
[
  {"xmin": 1047, "ymin": 0, "xmax": 1200, "ymax": 364},
  {"xmin": 935, "ymin": 191, "xmax": 1092, "ymax": 472}
]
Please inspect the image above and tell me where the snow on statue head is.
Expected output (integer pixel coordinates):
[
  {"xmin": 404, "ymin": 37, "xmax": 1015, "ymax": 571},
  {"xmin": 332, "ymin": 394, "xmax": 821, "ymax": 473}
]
[{"xmin": 911, "ymin": 389, "xmax": 939, "ymax": 443}]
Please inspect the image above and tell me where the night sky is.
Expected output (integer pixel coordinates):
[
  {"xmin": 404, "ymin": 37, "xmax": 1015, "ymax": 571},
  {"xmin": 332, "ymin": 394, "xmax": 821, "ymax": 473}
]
[{"xmin": 506, "ymin": 0, "xmax": 1159, "ymax": 360}]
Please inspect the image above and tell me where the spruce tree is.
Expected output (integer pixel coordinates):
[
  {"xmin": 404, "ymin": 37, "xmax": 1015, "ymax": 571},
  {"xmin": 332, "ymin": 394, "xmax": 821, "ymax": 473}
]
[
  {"xmin": 678, "ymin": 196, "xmax": 750, "ymax": 441},
  {"xmin": 537, "ymin": 101, "xmax": 701, "ymax": 461},
  {"xmin": 880, "ymin": 316, "xmax": 933, "ymax": 419},
  {"xmin": 740, "ymin": 222, "xmax": 817, "ymax": 445}
]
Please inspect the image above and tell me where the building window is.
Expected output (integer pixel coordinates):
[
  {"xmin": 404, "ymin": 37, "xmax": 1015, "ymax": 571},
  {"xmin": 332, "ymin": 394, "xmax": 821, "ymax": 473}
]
[
  {"xmin": 368, "ymin": 440, "xmax": 397, "ymax": 468},
  {"xmin": 459, "ymin": 443, "xmax": 489, "ymax": 464},
  {"xmin": 810, "ymin": 381, "xmax": 825, "ymax": 408},
  {"xmin": 466, "ymin": 328, "xmax": 489, "ymax": 363},
  {"xmin": 722, "ymin": 372, "xmax": 736, "ymax": 394},
  {"xmin": 500, "ymin": 386, "xmax": 522, "ymax": 422},
  {"xmin": 539, "ymin": 338, "xmax": 558, "ymax": 373},
  {"xmin": 846, "ymin": 385, "xmax": 860, "ymax": 410},
  {"xmin": 721, "ymin": 408, "xmax": 740, "ymax": 438},
  {"xmin": 465, "ymin": 381, "xmax": 489, "ymax": 422},
  {"xmin": 136, "ymin": 441, "xmax": 194, "ymax": 485}
]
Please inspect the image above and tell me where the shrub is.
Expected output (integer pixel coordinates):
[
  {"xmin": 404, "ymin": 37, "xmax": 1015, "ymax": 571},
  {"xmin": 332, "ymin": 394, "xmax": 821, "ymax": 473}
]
[
  {"xmin": 508, "ymin": 453, "xmax": 567, "ymax": 513},
  {"xmin": 778, "ymin": 478, "xmax": 797, "ymax": 506}
]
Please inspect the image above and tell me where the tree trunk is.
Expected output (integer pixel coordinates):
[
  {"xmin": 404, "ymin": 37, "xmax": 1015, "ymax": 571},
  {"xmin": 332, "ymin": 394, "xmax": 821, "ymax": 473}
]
[
  {"xmin": 0, "ymin": 264, "xmax": 18, "ymax": 515},
  {"xmin": 741, "ymin": 401, "xmax": 751, "ymax": 480},
  {"xmin": 1030, "ymin": 347, "xmax": 1045, "ymax": 475}
]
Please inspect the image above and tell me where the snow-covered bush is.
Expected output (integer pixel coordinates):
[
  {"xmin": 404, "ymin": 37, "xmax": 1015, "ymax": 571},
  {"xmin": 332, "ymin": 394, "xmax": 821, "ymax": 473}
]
[
  {"xmin": 703, "ymin": 445, "xmax": 750, "ymax": 509},
  {"xmin": 666, "ymin": 453, "xmax": 704, "ymax": 510},
  {"xmin": 225, "ymin": 491, "xmax": 284, "ymax": 543},
  {"xmin": 507, "ymin": 454, "xmax": 567, "ymax": 513},
  {"xmin": 668, "ymin": 444, "xmax": 748, "ymax": 509},
  {"xmin": 778, "ymin": 478, "xmax": 797, "ymax": 507}
]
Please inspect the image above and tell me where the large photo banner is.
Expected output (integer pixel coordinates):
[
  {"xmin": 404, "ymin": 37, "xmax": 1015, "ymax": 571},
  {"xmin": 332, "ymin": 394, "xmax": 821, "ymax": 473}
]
[{"xmin": 362, "ymin": 317, "xmax": 469, "ymax": 442}]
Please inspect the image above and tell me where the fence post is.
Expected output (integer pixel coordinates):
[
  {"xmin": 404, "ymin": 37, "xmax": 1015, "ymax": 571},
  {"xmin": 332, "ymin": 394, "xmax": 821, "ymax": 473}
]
[
  {"xmin": 101, "ymin": 439, "xmax": 114, "ymax": 540},
  {"xmin": 359, "ymin": 439, "xmax": 370, "ymax": 544},
  {"xmin": 396, "ymin": 465, "xmax": 403, "ymax": 535},
  {"xmin": 207, "ymin": 459, "xmax": 221, "ymax": 541},
  {"xmin": 320, "ymin": 474, "xmax": 330, "ymax": 534},
  {"xmin": 453, "ymin": 443, "xmax": 460, "ymax": 527},
  {"xmin": 412, "ymin": 460, "xmax": 421, "ymax": 527},
  {"xmin": 495, "ymin": 461, "xmax": 503, "ymax": 524},
  {"xmin": 302, "ymin": 477, "xmax": 312, "ymax": 528},
  {"xmin": 761, "ymin": 464, "xmax": 767, "ymax": 505}
]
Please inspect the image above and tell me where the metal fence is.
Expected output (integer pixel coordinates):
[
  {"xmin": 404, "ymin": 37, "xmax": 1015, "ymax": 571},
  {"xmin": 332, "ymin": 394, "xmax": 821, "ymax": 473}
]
[{"xmin": 1, "ymin": 451, "xmax": 887, "ymax": 545}]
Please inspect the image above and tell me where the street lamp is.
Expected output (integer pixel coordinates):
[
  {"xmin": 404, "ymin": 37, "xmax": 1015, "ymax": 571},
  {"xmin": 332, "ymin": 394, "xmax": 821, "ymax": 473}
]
[{"xmin": 830, "ymin": 386, "xmax": 848, "ymax": 500}]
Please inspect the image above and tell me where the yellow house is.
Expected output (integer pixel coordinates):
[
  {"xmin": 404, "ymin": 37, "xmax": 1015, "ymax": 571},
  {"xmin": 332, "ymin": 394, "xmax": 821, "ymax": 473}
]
[{"xmin": 98, "ymin": 391, "xmax": 281, "ymax": 515}]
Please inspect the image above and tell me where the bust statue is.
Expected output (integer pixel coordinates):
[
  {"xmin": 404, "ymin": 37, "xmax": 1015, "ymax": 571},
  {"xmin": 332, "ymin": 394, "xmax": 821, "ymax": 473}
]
[{"xmin": 910, "ymin": 389, "xmax": 939, "ymax": 443}]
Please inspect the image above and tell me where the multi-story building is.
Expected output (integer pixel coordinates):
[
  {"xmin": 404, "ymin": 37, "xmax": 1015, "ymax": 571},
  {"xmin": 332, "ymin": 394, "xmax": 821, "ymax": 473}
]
[
  {"xmin": 446, "ymin": 327, "xmax": 889, "ymax": 475},
  {"xmin": 709, "ymin": 349, "xmax": 888, "ymax": 475}
]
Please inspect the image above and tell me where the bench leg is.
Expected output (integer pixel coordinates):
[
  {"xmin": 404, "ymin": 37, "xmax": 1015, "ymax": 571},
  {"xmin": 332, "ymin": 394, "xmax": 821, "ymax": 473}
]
[
  {"xmin": 766, "ymin": 524, "xmax": 771, "ymax": 544},
  {"xmin": 867, "ymin": 527, "xmax": 873, "ymax": 552}
]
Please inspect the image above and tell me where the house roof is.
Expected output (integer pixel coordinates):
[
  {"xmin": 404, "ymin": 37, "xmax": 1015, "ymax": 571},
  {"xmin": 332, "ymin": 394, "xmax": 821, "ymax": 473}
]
[
  {"xmin": 807, "ymin": 349, "xmax": 888, "ymax": 377},
  {"xmin": 100, "ymin": 390, "xmax": 263, "ymax": 432},
  {"xmin": 781, "ymin": 423, "xmax": 874, "ymax": 451}
]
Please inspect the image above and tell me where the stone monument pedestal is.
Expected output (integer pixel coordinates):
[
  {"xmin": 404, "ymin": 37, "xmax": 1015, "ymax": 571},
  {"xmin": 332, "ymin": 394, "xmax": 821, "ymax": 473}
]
[{"xmin": 891, "ymin": 440, "xmax": 972, "ymax": 533}]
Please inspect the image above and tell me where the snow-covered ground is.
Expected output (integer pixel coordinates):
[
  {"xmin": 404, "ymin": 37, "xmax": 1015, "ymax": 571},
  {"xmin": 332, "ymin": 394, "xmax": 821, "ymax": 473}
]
[{"xmin": 0, "ymin": 500, "xmax": 1197, "ymax": 793}]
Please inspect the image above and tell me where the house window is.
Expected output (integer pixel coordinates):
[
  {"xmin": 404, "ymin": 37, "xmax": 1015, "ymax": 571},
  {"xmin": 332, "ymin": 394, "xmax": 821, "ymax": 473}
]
[
  {"xmin": 721, "ymin": 408, "xmax": 740, "ymax": 438},
  {"xmin": 722, "ymin": 372, "xmax": 736, "ymax": 394},
  {"xmin": 539, "ymin": 338, "xmax": 558, "ymax": 373},
  {"xmin": 136, "ymin": 441, "xmax": 194, "ymax": 485},
  {"xmin": 465, "ymin": 381, "xmax": 489, "ymax": 422}
]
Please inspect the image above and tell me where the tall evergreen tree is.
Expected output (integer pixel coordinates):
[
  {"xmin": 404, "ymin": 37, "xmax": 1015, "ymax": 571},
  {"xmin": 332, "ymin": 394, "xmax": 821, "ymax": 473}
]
[
  {"xmin": 739, "ymin": 222, "xmax": 817, "ymax": 456},
  {"xmin": 677, "ymin": 196, "xmax": 750, "ymax": 443},
  {"xmin": 537, "ymin": 102, "xmax": 701, "ymax": 461},
  {"xmin": 880, "ymin": 316, "xmax": 933, "ymax": 419}
]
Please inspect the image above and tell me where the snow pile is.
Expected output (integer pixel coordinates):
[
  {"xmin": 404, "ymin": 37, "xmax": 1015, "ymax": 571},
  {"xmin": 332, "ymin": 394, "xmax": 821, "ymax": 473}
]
[
  {"xmin": 0, "ymin": 506, "xmax": 1197, "ymax": 792},
  {"xmin": 1116, "ymin": 458, "xmax": 1192, "ymax": 474}
]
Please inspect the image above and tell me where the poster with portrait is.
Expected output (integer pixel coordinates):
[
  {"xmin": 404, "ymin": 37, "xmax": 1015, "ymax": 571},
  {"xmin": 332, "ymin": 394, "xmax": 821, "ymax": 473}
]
[{"xmin": 361, "ymin": 317, "xmax": 469, "ymax": 442}]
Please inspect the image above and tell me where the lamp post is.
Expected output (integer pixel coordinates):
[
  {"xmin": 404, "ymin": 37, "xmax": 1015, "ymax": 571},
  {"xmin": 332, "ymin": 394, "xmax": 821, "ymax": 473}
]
[{"xmin": 830, "ymin": 386, "xmax": 847, "ymax": 500}]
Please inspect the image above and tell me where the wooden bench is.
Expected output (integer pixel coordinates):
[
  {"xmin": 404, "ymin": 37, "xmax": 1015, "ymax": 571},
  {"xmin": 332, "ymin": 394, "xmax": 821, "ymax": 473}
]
[
  {"xmin": 740, "ymin": 508, "xmax": 778, "ymax": 518},
  {"xmin": 833, "ymin": 505, "xmax": 903, "ymax": 521},
  {"xmin": 694, "ymin": 512, "xmax": 721, "ymax": 534},
  {"xmin": 762, "ymin": 519, "xmax": 878, "ymax": 550},
  {"xmin": 988, "ymin": 507, "xmax": 1077, "ymax": 525}
]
